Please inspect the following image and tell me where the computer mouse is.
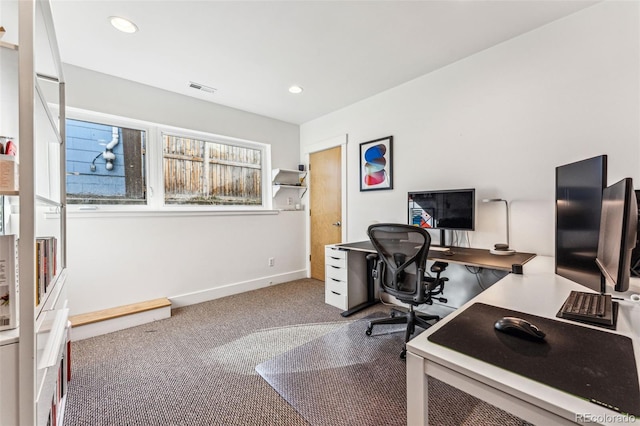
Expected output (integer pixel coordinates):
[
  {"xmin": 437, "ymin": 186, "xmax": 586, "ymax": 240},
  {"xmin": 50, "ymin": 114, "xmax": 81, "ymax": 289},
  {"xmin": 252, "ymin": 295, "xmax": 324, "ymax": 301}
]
[{"xmin": 494, "ymin": 316, "xmax": 546, "ymax": 340}]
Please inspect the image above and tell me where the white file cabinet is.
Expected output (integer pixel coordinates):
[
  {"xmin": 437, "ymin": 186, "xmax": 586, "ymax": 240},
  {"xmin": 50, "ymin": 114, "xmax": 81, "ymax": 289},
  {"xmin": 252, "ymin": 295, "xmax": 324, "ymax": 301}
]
[{"xmin": 324, "ymin": 245, "xmax": 369, "ymax": 311}]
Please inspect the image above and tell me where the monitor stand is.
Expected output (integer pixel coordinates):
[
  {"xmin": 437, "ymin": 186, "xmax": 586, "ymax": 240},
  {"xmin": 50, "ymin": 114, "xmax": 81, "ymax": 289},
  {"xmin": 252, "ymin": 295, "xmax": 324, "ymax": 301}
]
[{"xmin": 440, "ymin": 229, "xmax": 447, "ymax": 247}]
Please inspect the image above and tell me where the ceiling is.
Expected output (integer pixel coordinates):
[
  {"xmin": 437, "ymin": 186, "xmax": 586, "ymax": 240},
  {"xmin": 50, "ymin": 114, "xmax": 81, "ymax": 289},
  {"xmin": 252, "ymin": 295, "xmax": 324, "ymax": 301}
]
[{"xmin": 49, "ymin": 0, "xmax": 598, "ymax": 125}]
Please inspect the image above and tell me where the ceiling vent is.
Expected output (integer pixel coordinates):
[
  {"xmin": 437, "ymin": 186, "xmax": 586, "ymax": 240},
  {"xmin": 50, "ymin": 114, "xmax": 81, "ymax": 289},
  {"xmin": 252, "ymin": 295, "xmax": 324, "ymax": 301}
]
[{"xmin": 189, "ymin": 81, "xmax": 216, "ymax": 94}]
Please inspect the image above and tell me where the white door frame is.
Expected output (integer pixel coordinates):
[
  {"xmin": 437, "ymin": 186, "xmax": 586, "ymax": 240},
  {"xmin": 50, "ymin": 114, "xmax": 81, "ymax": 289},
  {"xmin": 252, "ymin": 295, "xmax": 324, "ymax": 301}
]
[{"xmin": 302, "ymin": 134, "xmax": 348, "ymax": 278}]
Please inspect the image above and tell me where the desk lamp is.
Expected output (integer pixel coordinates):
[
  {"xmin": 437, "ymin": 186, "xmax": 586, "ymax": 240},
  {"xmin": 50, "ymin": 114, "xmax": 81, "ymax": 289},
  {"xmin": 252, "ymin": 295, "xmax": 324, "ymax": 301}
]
[{"xmin": 482, "ymin": 198, "xmax": 515, "ymax": 255}]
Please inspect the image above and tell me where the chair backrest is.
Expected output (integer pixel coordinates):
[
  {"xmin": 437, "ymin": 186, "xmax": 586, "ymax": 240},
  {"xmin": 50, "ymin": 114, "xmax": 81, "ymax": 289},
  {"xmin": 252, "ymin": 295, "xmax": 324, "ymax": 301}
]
[{"xmin": 367, "ymin": 223, "xmax": 431, "ymax": 304}]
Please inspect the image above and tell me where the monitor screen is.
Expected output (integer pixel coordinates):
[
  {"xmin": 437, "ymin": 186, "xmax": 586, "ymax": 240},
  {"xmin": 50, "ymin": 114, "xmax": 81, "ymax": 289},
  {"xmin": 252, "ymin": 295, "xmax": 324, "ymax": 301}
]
[
  {"xmin": 555, "ymin": 155, "xmax": 607, "ymax": 292},
  {"xmin": 408, "ymin": 189, "xmax": 475, "ymax": 231},
  {"xmin": 631, "ymin": 190, "xmax": 640, "ymax": 277},
  {"xmin": 596, "ymin": 178, "xmax": 638, "ymax": 292}
]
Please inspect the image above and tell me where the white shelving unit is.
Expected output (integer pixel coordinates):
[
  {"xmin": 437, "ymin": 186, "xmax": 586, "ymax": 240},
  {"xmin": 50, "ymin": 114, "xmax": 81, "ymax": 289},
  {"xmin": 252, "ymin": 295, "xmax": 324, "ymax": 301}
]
[
  {"xmin": 0, "ymin": 1, "xmax": 68, "ymax": 425},
  {"xmin": 272, "ymin": 168, "xmax": 307, "ymax": 210}
]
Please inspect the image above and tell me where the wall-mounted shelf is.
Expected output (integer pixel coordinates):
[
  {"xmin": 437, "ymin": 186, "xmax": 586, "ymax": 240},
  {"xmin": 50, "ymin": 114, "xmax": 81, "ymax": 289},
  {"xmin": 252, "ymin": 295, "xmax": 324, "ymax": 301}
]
[
  {"xmin": 271, "ymin": 168, "xmax": 307, "ymax": 198},
  {"xmin": 0, "ymin": 41, "xmax": 18, "ymax": 51},
  {"xmin": 272, "ymin": 184, "xmax": 307, "ymax": 198}
]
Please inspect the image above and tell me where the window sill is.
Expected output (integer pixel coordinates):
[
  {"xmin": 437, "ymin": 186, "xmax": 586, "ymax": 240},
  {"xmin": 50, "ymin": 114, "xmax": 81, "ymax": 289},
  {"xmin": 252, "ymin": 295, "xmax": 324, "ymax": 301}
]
[{"xmin": 65, "ymin": 209, "xmax": 280, "ymax": 219}]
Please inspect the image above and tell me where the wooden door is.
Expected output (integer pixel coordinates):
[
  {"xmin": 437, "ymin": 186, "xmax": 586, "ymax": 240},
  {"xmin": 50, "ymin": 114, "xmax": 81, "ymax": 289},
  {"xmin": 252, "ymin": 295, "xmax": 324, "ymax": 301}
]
[{"xmin": 310, "ymin": 146, "xmax": 342, "ymax": 280}]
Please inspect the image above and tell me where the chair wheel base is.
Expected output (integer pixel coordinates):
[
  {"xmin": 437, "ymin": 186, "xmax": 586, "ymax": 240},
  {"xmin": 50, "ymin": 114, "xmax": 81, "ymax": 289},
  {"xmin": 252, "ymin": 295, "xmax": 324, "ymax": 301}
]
[{"xmin": 365, "ymin": 327, "xmax": 373, "ymax": 336}]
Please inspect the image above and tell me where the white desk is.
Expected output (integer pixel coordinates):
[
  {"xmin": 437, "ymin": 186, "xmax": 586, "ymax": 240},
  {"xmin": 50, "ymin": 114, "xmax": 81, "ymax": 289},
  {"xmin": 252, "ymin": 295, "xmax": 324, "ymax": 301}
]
[{"xmin": 406, "ymin": 256, "xmax": 640, "ymax": 426}]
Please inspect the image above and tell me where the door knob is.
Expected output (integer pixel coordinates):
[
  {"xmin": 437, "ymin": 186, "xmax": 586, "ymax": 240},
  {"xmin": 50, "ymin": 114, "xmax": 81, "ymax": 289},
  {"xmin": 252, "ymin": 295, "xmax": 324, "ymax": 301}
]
[{"xmin": 332, "ymin": 221, "xmax": 342, "ymax": 227}]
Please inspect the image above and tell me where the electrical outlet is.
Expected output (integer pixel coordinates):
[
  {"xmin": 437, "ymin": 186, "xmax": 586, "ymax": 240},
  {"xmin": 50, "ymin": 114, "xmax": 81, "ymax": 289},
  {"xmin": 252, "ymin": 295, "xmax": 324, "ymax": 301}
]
[{"xmin": 268, "ymin": 257, "xmax": 275, "ymax": 267}]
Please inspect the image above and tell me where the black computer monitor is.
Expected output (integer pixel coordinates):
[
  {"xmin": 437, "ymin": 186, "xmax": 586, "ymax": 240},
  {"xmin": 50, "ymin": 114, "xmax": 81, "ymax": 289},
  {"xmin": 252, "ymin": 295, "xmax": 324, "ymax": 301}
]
[
  {"xmin": 630, "ymin": 190, "xmax": 640, "ymax": 277},
  {"xmin": 555, "ymin": 155, "xmax": 607, "ymax": 292},
  {"xmin": 408, "ymin": 189, "xmax": 475, "ymax": 231},
  {"xmin": 595, "ymin": 178, "xmax": 638, "ymax": 292}
]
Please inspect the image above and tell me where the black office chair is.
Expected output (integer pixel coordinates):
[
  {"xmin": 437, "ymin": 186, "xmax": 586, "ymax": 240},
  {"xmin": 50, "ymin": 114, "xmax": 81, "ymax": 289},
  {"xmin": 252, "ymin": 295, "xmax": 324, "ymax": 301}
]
[{"xmin": 365, "ymin": 223, "xmax": 448, "ymax": 358}]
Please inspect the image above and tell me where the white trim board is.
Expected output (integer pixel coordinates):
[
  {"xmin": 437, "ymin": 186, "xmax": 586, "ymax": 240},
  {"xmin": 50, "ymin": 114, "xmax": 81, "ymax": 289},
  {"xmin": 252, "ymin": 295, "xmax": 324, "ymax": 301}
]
[
  {"xmin": 71, "ymin": 306, "xmax": 171, "ymax": 341},
  {"xmin": 302, "ymin": 134, "xmax": 349, "ymax": 277},
  {"xmin": 169, "ymin": 269, "xmax": 308, "ymax": 308}
]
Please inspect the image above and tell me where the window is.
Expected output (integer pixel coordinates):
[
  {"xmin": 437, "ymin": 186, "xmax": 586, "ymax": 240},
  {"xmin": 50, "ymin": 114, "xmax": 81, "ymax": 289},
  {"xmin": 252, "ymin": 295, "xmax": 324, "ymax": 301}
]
[
  {"xmin": 162, "ymin": 133, "xmax": 262, "ymax": 206},
  {"xmin": 65, "ymin": 110, "xmax": 271, "ymax": 210},
  {"xmin": 66, "ymin": 118, "xmax": 146, "ymax": 204}
]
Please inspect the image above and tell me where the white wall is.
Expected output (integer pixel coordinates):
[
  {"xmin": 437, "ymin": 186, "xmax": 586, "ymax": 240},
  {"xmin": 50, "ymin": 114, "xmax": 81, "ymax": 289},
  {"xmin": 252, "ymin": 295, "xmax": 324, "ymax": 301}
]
[
  {"xmin": 300, "ymin": 1, "xmax": 640, "ymax": 257},
  {"xmin": 64, "ymin": 65, "xmax": 305, "ymax": 315},
  {"xmin": 66, "ymin": 1, "xmax": 640, "ymax": 315}
]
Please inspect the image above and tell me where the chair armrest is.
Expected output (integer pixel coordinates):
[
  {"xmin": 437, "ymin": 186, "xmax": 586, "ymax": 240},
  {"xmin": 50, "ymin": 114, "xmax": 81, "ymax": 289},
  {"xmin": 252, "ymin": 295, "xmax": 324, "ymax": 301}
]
[
  {"xmin": 424, "ymin": 276, "xmax": 438, "ymax": 290},
  {"xmin": 430, "ymin": 261, "xmax": 448, "ymax": 274},
  {"xmin": 424, "ymin": 276, "xmax": 446, "ymax": 293}
]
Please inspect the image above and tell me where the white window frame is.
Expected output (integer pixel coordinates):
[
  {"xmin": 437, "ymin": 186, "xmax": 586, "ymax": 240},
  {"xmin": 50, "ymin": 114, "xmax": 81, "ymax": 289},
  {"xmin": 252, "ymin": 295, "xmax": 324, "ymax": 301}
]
[
  {"xmin": 65, "ymin": 107, "xmax": 273, "ymax": 214},
  {"xmin": 154, "ymin": 125, "xmax": 272, "ymax": 212}
]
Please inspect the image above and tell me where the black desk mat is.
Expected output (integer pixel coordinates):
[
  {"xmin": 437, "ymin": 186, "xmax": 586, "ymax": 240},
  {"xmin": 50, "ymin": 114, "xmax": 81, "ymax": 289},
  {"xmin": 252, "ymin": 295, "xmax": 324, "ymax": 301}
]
[{"xmin": 428, "ymin": 303, "xmax": 640, "ymax": 416}]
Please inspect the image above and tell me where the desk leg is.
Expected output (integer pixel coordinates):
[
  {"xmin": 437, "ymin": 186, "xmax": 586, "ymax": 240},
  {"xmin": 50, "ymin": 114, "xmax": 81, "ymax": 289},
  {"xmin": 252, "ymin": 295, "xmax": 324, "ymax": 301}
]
[
  {"xmin": 340, "ymin": 300, "xmax": 379, "ymax": 317},
  {"xmin": 406, "ymin": 351, "xmax": 428, "ymax": 426},
  {"xmin": 341, "ymin": 254, "xmax": 379, "ymax": 317}
]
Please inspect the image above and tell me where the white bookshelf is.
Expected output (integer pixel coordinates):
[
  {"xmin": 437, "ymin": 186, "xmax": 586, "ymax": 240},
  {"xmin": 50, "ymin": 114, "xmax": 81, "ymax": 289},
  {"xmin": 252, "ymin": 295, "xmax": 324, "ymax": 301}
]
[{"xmin": 0, "ymin": 1, "xmax": 68, "ymax": 425}]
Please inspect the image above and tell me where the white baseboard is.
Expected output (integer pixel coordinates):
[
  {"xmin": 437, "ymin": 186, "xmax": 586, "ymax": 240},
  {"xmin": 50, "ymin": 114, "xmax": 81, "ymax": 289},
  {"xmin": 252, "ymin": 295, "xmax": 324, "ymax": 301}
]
[
  {"xmin": 71, "ymin": 306, "xmax": 171, "ymax": 341},
  {"xmin": 70, "ymin": 270, "xmax": 308, "ymax": 340},
  {"xmin": 169, "ymin": 269, "xmax": 308, "ymax": 308}
]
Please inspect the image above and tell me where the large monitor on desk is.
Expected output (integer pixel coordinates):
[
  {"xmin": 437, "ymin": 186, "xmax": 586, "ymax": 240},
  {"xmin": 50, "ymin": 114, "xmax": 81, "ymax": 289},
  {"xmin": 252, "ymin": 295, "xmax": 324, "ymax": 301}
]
[
  {"xmin": 555, "ymin": 155, "xmax": 607, "ymax": 292},
  {"xmin": 596, "ymin": 177, "xmax": 638, "ymax": 292},
  {"xmin": 408, "ymin": 189, "xmax": 475, "ymax": 231},
  {"xmin": 629, "ymin": 189, "xmax": 640, "ymax": 277},
  {"xmin": 557, "ymin": 175, "xmax": 638, "ymax": 327}
]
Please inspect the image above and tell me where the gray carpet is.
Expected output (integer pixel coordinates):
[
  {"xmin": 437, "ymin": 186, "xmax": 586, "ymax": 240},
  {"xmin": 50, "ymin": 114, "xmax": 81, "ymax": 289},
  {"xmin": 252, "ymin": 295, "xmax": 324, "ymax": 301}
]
[
  {"xmin": 257, "ymin": 314, "xmax": 407, "ymax": 426},
  {"xmin": 256, "ymin": 314, "xmax": 530, "ymax": 426},
  {"xmin": 64, "ymin": 279, "xmax": 381, "ymax": 426},
  {"xmin": 63, "ymin": 279, "xmax": 530, "ymax": 425}
]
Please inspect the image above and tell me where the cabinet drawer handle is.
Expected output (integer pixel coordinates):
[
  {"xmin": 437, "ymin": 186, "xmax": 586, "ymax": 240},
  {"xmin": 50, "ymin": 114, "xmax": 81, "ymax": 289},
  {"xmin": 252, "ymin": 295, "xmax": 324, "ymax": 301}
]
[
  {"xmin": 331, "ymin": 278, "xmax": 341, "ymax": 282},
  {"xmin": 329, "ymin": 256, "xmax": 341, "ymax": 260},
  {"xmin": 330, "ymin": 265, "xmax": 340, "ymax": 269},
  {"xmin": 331, "ymin": 291, "xmax": 341, "ymax": 295}
]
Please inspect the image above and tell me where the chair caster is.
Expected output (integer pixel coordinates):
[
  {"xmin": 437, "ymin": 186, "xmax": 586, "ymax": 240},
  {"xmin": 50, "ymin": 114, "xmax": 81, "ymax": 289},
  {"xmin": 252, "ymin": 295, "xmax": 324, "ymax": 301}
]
[
  {"xmin": 400, "ymin": 349, "xmax": 407, "ymax": 359},
  {"xmin": 365, "ymin": 326, "xmax": 373, "ymax": 336}
]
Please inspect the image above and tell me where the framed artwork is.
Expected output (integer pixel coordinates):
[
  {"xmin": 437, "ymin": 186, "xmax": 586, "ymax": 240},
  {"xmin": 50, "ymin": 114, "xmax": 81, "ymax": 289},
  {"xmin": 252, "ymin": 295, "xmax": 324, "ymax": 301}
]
[{"xmin": 359, "ymin": 136, "xmax": 393, "ymax": 191}]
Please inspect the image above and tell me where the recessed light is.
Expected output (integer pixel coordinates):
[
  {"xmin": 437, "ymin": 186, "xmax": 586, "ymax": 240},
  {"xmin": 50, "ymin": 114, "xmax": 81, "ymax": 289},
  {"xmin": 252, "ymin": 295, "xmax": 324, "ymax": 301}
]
[
  {"xmin": 288, "ymin": 85, "xmax": 303, "ymax": 94},
  {"xmin": 109, "ymin": 16, "xmax": 138, "ymax": 34}
]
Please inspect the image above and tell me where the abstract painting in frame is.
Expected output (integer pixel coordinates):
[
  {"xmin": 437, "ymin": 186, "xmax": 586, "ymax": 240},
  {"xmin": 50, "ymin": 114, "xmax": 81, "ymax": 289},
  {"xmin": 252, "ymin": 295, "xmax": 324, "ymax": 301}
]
[{"xmin": 360, "ymin": 136, "xmax": 393, "ymax": 191}]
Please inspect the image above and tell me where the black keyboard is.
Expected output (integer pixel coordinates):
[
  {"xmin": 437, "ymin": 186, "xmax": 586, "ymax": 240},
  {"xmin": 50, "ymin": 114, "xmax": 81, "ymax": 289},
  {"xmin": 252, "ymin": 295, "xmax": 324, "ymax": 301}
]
[{"xmin": 558, "ymin": 291, "xmax": 614, "ymax": 326}]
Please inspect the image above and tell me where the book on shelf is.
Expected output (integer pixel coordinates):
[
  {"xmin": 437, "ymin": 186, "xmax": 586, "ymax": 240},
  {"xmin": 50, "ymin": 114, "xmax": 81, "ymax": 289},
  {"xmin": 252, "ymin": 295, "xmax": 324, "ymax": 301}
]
[
  {"xmin": 0, "ymin": 153, "xmax": 18, "ymax": 192},
  {"xmin": 49, "ymin": 393, "xmax": 57, "ymax": 426},
  {"xmin": 36, "ymin": 236, "xmax": 57, "ymax": 306},
  {"xmin": 0, "ymin": 234, "xmax": 18, "ymax": 331}
]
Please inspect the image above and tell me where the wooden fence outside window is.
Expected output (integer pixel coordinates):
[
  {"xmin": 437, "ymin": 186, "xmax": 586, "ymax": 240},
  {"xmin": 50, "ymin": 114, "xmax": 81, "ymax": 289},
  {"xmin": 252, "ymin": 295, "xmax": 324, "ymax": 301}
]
[{"xmin": 163, "ymin": 135, "xmax": 262, "ymax": 205}]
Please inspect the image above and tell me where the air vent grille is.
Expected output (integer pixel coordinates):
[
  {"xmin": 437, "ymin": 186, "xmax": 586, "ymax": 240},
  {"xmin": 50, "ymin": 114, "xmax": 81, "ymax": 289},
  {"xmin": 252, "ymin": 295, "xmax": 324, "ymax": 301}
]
[{"xmin": 189, "ymin": 81, "xmax": 216, "ymax": 94}]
